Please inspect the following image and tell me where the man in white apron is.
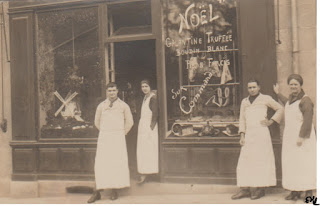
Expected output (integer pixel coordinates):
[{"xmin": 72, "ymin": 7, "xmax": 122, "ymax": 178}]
[
  {"xmin": 88, "ymin": 82, "xmax": 133, "ymax": 203},
  {"xmin": 231, "ymin": 79, "xmax": 283, "ymax": 200}
]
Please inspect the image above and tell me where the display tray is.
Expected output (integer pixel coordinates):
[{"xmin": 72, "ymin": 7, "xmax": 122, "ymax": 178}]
[
  {"xmin": 41, "ymin": 126, "xmax": 98, "ymax": 138},
  {"xmin": 168, "ymin": 131, "xmax": 240, "ymax": 138},
  {"xmin": 170, "ymin": 119, "xmax": 239, "ymax": 137}
]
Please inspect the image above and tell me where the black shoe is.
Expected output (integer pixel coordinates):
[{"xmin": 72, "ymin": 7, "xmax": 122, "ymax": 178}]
[
  {"xmin": 304, "ymin": 190, "xmax": 313, "ymax": 200},
  {"xmin": 250, "ymin": 188, "xmax": 265, "ymax": 200},
  {"xmin": 231, "ymin": 189, "xmax": 251, "ymax": 200},
  {"xmin": 110, "ymin": 190, "xmax": 118, "ymax": 201},
  {"xmin": 285, "ymin": 191, "xmax": 300, "ymax": 200},
  {"xmin": 137, "ymin": 175, "xmax": 147, "ymax": 185},
  {"xmin": 296, "ymin": 191, "xmax": 302, "ymax": 199},
  {"xmin": 87, "ymin": 191, "xmax": 101, "ymax": 203}
]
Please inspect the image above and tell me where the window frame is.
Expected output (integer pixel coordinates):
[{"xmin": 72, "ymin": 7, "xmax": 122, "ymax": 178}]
[{"xmin": 163, "ymin": 0, "xmax": 242, "ymax": 140}]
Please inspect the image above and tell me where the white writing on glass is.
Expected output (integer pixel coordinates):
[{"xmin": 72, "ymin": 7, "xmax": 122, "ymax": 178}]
[
  {"xmin": 186, "ymin": 59, "xmax": 230, "ymax": 69},
  {"xmin": 206, "ymin": 33, "xmax": 233, "ymax": 43},
  {"xmin": 165, "ymin": 34, "xmax": 232, "ymax": 48},
  {"xmin": 171, "ymin": 86, "xmax": 188, "ymax": 100},
  {"xmin": 165, "ymin": 37, "xmax": 203, "ymax": 48},
  {"xmin": 174, "ymin": 46, "xmax": 233, "ymax": 56},
  {"xmin": 205, "ymin": 87, "xmax": 230, "ymax": 107},
  {"xmin": 179, "ymin": 72, "xmax": 213, "ymax": 114},
  {"xmin": 179, "ymin": 3, "xmax": 220, "ymax": 34}
]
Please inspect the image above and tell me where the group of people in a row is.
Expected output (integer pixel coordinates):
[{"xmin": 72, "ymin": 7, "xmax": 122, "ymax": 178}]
[
  {"xmin": 88, "ymin": 80, "xmax": 159, "ymax": 203},
  {"xmin": 232, "ymin": 74, "xmax": 316, "ymax": 201},
  {"xmin": 87, "ymin": 74, "xmax": 316, "ymax": 203}
]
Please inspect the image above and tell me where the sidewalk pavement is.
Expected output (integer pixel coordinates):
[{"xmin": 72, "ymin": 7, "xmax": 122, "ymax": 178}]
[
  {"xmin": 0, "ymin": 192, "xmax": 308, "ymax": 204},
  {"xmin": 0, "ymin": 181, "xmax": 313, "ymax": 204}
]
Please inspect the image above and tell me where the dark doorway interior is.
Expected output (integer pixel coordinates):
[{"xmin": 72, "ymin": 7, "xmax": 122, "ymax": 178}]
[{"xmin": 113, "ymin": 40, "xmax": 157, "ymax": 179}]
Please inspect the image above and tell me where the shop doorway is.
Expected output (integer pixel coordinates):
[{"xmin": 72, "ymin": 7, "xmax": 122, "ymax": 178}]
[{"xmin": 108, "ymin": 39, "xmax": 157, "ymax": 179}]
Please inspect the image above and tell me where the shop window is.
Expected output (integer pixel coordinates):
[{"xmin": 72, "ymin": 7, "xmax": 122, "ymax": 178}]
[
  {"xmin": 107, "ymin": 1, "xmax": 152, "ymax": 36},
  {"xmin": 164, "ymin": 0, "xmax": 240, "ymax": 138},
  {"xmin": 36, "ymin": 7, "xmax": 102, "ymax": 138}
]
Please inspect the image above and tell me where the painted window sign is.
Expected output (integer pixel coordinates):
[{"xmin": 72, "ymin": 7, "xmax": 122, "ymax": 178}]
[{"xmin": 164, "ymin": 0, "xmax": 240, "ymax": 137}]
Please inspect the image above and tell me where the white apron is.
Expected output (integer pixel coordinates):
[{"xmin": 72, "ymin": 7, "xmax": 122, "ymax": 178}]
[
  {"xmin": 137, "ymin": 93, "xmax": 159, "ymax": 174},
  {"xmin": 237, "ymin": 101, "xmax": 276, "ymax": 187},
  {"xmin": 282, "ymin": 96, "xmax": 317, "ymax": 191},
  {"xmin": 95, "ymin": 104, "xmax": 130, "ymax": 189}
]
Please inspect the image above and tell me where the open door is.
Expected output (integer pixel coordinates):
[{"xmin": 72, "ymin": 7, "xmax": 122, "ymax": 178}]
[{"xmin": 105, "ymin": 40, "xmax": 157, "ymax": 178}]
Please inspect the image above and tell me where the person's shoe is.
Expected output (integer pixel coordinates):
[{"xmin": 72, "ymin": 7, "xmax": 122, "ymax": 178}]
[
  {"xmin": 285, "ymin": 191, "xmax": 299, "ymax": 200},
  {"xmin": 296, "ymin": 191, "xmax": 302, "ymax": 199},
  {"xmin": 250, "ymin": 188, "xmax": 265, "ymax": 200},
  {"xmin": 304, "ymin": 190, "xmax": 313, "ymax": 200},
  {"xmin": 231, "ymin": 189, "xmax": 251, "ymax": 200},
  {"xmin": 137, "ymin": 175, "xmax": 147, "ymax": 185},
  {"xmin": 110, "ymin": 190, "xmax": 119, "ymax": 201},
  {"xmin": 87, "ymin": 191, "xmax": 101, "ymax": 203}
]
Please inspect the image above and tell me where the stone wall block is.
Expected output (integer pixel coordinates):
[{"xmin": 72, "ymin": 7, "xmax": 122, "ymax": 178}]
[
  {"xmin": 276, "ymin": 29, "xmax": 293, "ymax": 52},
  {"xmin": 298, "ymin": 28, "xmax": 316, "ymax": 51},
  {"xmin": 297, "ymin": 3, "xmax": 316, "ymax": 28}
]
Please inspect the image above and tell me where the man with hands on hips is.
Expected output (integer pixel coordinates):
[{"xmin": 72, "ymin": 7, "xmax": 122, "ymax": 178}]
[{"xmin": 232, "ymin": 79, "xmax": 283, "ymax": 200}]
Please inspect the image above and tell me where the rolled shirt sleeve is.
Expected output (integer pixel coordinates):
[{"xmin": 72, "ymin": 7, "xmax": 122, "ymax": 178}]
[
  {"xmin": 299, "ymin": 96, "xmax": 314, "ymax": 138},
  {"xmin": 277, "ymin": 93, "xmax": 288, "ymax": 105},
  {"xmin": 123, "ymin": 103, "xmax": 134, "ymax": 135},
  {"xmin": 266, "ymin": 96, "xmax": 284, "ymax": 124}
]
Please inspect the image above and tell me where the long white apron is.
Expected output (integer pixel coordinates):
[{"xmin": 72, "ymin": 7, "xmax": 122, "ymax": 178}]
[
  {"xmin": 237, "ymin": 103, "xmax": 276, "ymax": 187},
  {"xmin": 95, "ymin": 106, "xmax": 130, "ymax": 189},
  {"xmin": 282, "ymin": 97, "xmax": 316, "ymax": 191},
  {"xmin": 137, "ymin": 94, "xmax": 159, "ymax": 174}
]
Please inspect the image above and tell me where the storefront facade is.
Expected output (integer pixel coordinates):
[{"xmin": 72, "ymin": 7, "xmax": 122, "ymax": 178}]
[{"xmin": 0, "ymin": 0, "xmax": 316, "ymax": 196}]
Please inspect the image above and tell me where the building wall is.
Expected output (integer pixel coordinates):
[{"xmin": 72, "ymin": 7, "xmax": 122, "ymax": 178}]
[
  {"xmin": 296, "ymin": 0, "xmax": 317, "ymax": 114},
  {"xmin": 274, "ymin": 0, "xmax": 316, "ymax": 125},
  {"xmin": 0, "ymin": 1, "xmax": 12, "ymax": 197},
  {"xmin": 0, "ymin": 0, "xmax": 316, "ymax": 197}
]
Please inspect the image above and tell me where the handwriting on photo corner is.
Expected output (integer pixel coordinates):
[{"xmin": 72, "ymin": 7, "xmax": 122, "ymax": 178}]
[{"xmin": 305, "ymin": 196, "xmax": 319, "ymax": 205}]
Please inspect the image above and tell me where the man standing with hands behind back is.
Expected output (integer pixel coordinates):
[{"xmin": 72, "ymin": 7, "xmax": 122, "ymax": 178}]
[
  {"xmin": 231, "ymin": 79, "xmax": 283, "ymax": 200},
  {"xmin": 88, "ymin": 82, "xmax": 133, "ymax": 203}
]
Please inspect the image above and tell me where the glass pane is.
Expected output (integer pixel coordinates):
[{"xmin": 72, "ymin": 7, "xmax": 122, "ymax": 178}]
[
  {"xmin": 37, "ymin": 7, "xmax": 102, "ymax": 138},
  {"xmin": 108, "ymin": 1, "xmax": 151, "ymax": 36},
  {"xmin": 164, "ymin": 0, "xmax": 240, "ymax": 137}
]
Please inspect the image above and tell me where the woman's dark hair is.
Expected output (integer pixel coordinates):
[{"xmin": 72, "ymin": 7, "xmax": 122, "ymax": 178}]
[
  {"xmin": 287, "ymin": 74, "xmax": 303, "ymax": 86},
  {"xmin": 141, "ymin": 79, "xmax": 151, "ymax": 89},
  {"xmin": 247, "ymin": 78, "xmax": 260, "ymax": 86}
]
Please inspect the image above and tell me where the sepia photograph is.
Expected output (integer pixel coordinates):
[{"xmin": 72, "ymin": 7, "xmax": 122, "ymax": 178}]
[{"xmin": 0, "ymin": 0, "xmax": 317, "ymax": 204}]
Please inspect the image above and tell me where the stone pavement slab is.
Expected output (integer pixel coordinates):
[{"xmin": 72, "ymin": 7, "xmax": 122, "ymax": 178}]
[{"xmin": 0, "ymin": 191, "xmax": 309, "ymax": 204}]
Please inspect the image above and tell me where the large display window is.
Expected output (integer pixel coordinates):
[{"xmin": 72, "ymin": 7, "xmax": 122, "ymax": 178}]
[
  {"xmin": 164, "ymin": 0, "xmax": 241, "ymax": 137},
  {"xmin": 36, "ymin": 7, "xmax": 102, "ymax": 138}
]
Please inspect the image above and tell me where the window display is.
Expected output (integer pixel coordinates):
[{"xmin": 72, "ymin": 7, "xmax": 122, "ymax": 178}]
[
  {"xmin": 37, "ymin": 7, "xmax": 102, "ymax": 138},
  {"xmin": 164, "ymin": 0, "xmax": 240, "ymax": 137}
]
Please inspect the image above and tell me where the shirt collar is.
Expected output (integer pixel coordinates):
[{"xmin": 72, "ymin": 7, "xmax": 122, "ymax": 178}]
[
  {"xmin": 288, "ymin": 89, "xmax": 305, "ymax": 104},
  {"xmin": 106, "ymin": 97, "xmax": 118, "ymax": 102},
  {"xmin": 247, "ymin": 93, "xmax": 260, "ymax": 103},
  {"xmin": 104, "ymin": 97, "xmax": 119, "ymax": 107}
]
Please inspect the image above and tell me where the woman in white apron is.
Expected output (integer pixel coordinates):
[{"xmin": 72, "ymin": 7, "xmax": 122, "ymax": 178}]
[
  {"xmin": 232, "ymin": 79, "xmax": 283, "ymax": 200},
  {"xmin": 274, "ymin": 74, "xmax": 316, "ymax": 200},
  {"xmin": 136, "ymin": 80, "xmax": 159, "ymax": 184}
]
